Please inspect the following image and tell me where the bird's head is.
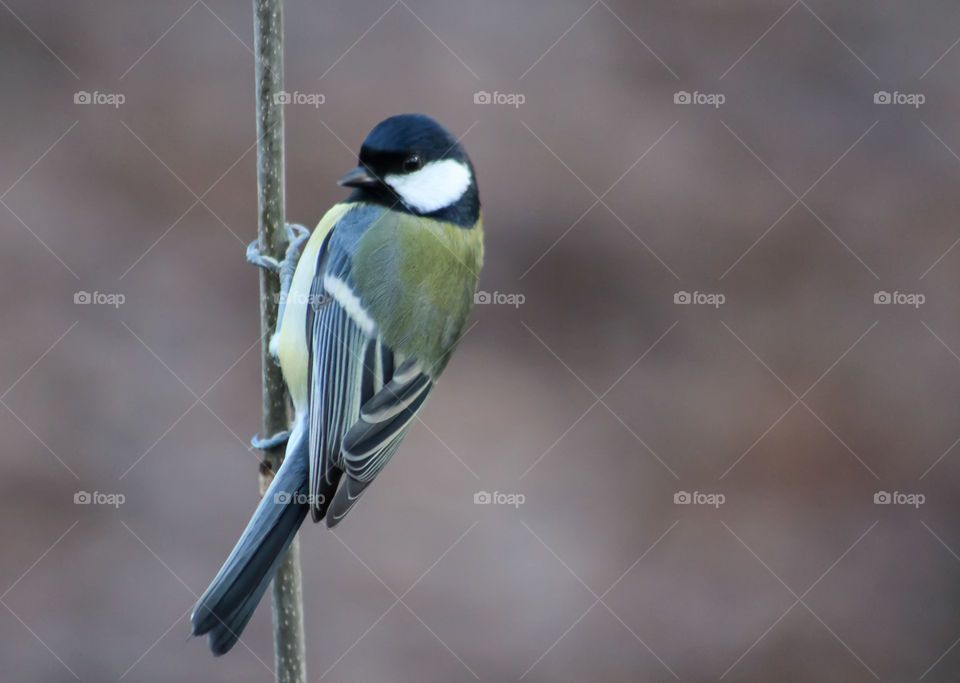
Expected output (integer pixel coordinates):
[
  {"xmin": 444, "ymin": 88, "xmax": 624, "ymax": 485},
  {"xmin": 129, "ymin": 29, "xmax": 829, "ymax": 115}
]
[{"xmin": 339, "ymin": 113, "xmax": 479, "ymax": 226}]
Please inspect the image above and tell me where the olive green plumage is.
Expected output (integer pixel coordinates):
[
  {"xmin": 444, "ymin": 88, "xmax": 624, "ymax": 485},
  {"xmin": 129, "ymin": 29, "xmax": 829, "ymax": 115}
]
[{"xmin": 352, "ymin": 209, "xmax": 484, "ymax": 377}]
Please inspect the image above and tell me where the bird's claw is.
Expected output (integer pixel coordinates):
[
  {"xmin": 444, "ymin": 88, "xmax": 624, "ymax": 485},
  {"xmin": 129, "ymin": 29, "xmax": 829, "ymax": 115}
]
[
  {"xmin": 246, "ymin": 240, "xmax": 281, "ymax": 272},
  {"xmin": 251, "ymin": 430, "xmax": 291, "ymax": 451},
  {"xmin": 285, "ymin": 222, "xmax": 309, "ymax": 247},
  {"xmin": 246, "ymin": 223, "xmax": 309, "ymax": 273}
]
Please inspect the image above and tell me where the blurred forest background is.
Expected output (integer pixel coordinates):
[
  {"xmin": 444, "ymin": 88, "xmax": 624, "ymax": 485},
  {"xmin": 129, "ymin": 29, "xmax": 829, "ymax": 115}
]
[{"xmin": 3, "ymin": 1, "xmax": 960, "ymax": 681}]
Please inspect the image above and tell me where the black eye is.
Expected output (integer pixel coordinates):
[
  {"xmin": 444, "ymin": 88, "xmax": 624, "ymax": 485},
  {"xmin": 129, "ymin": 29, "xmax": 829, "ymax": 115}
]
[{"xmin": 402, "ymin": 154, "xmax": 422, "ymax": 172}]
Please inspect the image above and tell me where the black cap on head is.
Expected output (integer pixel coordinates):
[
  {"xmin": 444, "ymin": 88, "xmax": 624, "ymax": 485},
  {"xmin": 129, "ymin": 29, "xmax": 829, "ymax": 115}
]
[
  {"xmin": 341, "ymin": 114, "xmax": 479, "ymax": 227},
  {"xmin": 360, "ymin": 113, "xmax": 466, "ymax": 165}
]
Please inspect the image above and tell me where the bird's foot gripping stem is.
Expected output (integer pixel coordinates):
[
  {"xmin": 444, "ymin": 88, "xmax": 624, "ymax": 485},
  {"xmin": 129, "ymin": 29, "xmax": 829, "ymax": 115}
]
[
  {"xmin": 251, "ymin": 430, "xmax": 291, "ymax": 452},
  {"xmin": 245, "ymin": 222, "xmax": 310, "ymax": 275},
  {"xmin": 247, "ymin": 222, "xmax": 310, "ymax": 324}
]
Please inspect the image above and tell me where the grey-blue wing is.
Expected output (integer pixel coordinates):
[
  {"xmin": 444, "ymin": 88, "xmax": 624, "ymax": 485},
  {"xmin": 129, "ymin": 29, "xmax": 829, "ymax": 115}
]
[
  {"xmin": 304, "ymin": 205, "xmax": 435, "ymax": 525},
  {"xmin": 325, "ymin": 359, "xmax": 433, "ymax": 526}
]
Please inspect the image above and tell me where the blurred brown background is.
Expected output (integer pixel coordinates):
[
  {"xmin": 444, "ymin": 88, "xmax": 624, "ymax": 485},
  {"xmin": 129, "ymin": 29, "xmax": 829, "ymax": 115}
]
[{"xmin": 3, "ymin": 1, "xmax": 960, "ymax": 681}]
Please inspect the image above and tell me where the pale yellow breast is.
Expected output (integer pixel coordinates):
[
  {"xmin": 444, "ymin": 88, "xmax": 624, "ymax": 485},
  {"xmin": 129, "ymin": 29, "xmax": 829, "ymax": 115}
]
[{"xmin": 273, "ymin": 203, "xmax": 355, "ymax": 410}]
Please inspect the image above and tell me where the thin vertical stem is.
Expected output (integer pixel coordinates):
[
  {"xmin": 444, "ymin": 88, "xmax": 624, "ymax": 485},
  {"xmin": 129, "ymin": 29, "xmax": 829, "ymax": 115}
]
[{"xmin": 252, "ymin": 1, "xmax": 306, "ymax": 681}]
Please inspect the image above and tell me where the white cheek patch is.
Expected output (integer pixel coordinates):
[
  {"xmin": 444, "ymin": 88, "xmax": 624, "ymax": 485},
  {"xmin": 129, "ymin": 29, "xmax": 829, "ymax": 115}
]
[{"xmin": 385, "ymin": 159, "xmax": 472, "ymax": 214}]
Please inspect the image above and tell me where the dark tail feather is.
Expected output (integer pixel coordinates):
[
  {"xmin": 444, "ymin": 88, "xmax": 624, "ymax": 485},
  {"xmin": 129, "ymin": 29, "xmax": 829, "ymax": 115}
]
[{"xmin": 191, "ymin": 433, "xmax": 309, "ymax": 655}]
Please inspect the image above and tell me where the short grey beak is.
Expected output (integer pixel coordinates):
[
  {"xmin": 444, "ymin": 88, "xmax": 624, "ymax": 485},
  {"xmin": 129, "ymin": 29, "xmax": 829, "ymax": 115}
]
[{"xmin": 338, "ymin": 166, "xmax": 379, "ymax": 188}]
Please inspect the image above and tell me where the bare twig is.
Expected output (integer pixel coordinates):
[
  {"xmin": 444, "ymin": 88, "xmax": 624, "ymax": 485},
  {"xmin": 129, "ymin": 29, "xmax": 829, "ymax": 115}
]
[{"xmin": 252, "ymin": 1, "xmax": 306, "ymax": 681}]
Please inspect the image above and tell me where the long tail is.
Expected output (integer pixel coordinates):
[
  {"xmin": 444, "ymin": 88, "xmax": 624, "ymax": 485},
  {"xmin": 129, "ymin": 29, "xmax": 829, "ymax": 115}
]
[{"xmin": 191, "ymin": 427, "xmax": 309, "ymax": 655}]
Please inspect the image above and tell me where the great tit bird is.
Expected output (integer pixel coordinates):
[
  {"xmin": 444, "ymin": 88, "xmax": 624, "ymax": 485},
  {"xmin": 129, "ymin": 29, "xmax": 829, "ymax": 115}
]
[{"xmin": 191, "ymin": 113, "xmax": 483, "ymax": 655}]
